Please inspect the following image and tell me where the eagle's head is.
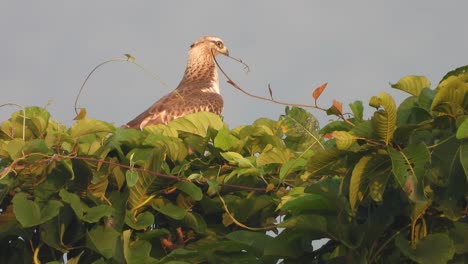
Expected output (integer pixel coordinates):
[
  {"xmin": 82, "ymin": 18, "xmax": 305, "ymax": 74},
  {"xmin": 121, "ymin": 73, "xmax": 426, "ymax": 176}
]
[{"xmin": 190, "ymin": 36, "xmax": 229, "ymax": 57}]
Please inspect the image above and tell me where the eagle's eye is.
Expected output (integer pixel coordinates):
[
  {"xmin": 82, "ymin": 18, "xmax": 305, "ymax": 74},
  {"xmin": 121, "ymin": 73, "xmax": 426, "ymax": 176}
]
[{"xmin": 215, "ymin": 41, "xmax": 224, "ymax": 49}]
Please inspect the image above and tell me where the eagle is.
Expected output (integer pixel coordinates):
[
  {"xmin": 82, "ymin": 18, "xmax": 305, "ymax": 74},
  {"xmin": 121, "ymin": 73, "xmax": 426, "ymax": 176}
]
[{"xmin": 125, "ymin": 36, "xmax": 229, "ymax": 129}]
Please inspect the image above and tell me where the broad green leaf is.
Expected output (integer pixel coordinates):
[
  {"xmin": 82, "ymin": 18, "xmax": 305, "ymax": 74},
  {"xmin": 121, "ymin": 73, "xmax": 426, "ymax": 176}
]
[
  {"xmin": 281, "ymin": 106, "xmax": 323, "ymax": 151},
  {"xmin": 7, "ymin": 138, "xmax": 25, "ymax": 160},
  {"xmin": 82, "ymin": 205, "xmax": 114, "ymax": 223},
  {"xmin": 279, "ymin": 158, "xmax": 307, "ymax": 179},
  {"xmin": 332, "ymin": 131, "xmax": 356, "ymax": 150},
  {"xmin": 122, "ymin": 229, "xmax": 154, "ymax": 264},
  {"xmin": 306, "ymin": 149, "xmax": 345, "ymax": 177},
  {"xmin": 144, "ymin": 134, "xmax": 187, "ymax": 161},
  {"xmin": 125, "ymin": 211, "xmax": 154, "ymax": 230},
  {"xmin": 126, "ymin": 170, "xmax": 139, "ymax": 187},
  {"xmin": 59, "ymin": 189, "xmax": 85, "ymax": 217},
  {"xmin": 349, "ymin": 156, "xmax": 372, "ymax": 212},
  {"xmin": 369, "ymin": 92, "xmax": 397, "ymax": 145},
  {"xmin": 182, "ymin": 212, "xmax": 207, "ymax": 234},
  {"xmin": 151, "ymin": 199, "xmax": 186, "ymax": 220},
  {"xmin": 456, "ymin": 118, "xmax": 468, "ymax": 139},
  {"xmin": 279, "ymin": 193, "xmax": 333, "ymax": 213},
  {"xmin": 214, "ymin": 127, "xmax": 239, "ymax": 151},
  {"xmin": 431, "ymin": 76, "xmax": 468, "ymax": 115},
  {"xmin": 391, "ymin": 75, "xmax": 431, "ymax": 96},
  {"xmin": 127, "ymin": 148, "xmax": 164, "ymax": 210},
  {"xmin": 20, "ymin": 107, "xmax": 51, "ymax": 138},
  {"xmin": 349, "ymin": 101, "xmax": 364, "ymax": 121},
  {"xmin": 395, "ymin": 233, "xmax": 455, "ymax": 264},
  {"xmin": 12, "ymin": 193, "xmax": 62, "ymax": 227},
  {"xmin": 448, "ymin": 222, "xmax": 468, "ymax": 255},
  {"xmin": 220, "ymin": 151, "xmax": 254, "ymax": 168},
  {"xmin": 69, "ymin": 118, "xmax": 115, "ymax": 139},
  {"xmin": 257, "ymin": 144, "xmax": 292, "ymax": 166},
  {"xmin": 86, "ymin": 226, "xmax": 120, "ymax": 259},
  {"xmin": 175, "ymin": 181, "xmax": 203, "ymax": 201},
  {"xmin": 225, "ymin": 230, "xmax": 272, "ymax": 253},
  {"xmin": 278, "ymin": 214, "xmax": 327, "ymax": 234},
  {"xmin": 320, "ymin": 120, "xmax": 353, "ymax": 135},
  {"xmin": 387, "ymin": 143, "xmax": 430, "ymax": 202},
  {"xmin": 168, "ymin": 112, "xmax": 223, "ymax": 137}
]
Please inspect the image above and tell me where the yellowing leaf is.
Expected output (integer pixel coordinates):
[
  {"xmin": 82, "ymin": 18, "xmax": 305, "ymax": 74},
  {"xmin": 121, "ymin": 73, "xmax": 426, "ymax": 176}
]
[
  {"xmin": 73, "ymin": 108, "xmax": 87, "ymax": 120},
  {"xmin": 431, "ymin": 76, "xmax": 468, "ymax": 115},
  {"xmin": 332, "ymin": 131, "xmax": 356, "ymax": 150},
  {"xmin": 391, "ymin": 75, "xmax": 431, "ymax": 96},
  {"xmin": 349, "ymin": 156, "xmax": 372, "ymax": 212},
  {"xmin": 369, "ymin": 92, "xmax": 396, "ymax": 145}
]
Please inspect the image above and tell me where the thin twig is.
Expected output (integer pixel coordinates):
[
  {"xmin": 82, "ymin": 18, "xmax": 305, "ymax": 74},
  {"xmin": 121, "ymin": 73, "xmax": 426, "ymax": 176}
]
[{"xmin": 213, "ymin": 55, "xmax": 355, "ymax": 126}]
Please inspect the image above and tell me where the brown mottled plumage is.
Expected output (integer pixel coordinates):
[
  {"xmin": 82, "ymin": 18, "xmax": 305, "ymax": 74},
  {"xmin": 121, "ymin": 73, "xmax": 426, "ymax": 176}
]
[{"xmin": 125, "ymin": 36, "xmax": 228, "ymax": 129}]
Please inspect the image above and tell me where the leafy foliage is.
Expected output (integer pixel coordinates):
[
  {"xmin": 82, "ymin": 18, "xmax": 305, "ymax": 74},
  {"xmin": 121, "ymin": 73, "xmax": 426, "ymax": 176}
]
[{"xmin": 0, "ymin": 65, "xmax": 467, "ymax": 263}]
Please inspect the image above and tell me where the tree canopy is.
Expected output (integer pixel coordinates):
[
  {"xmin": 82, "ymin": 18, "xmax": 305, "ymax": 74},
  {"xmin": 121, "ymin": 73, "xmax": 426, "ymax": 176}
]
[{"xmin": 0, "ymin": 66, "xmax": 467, "ymax": 263}]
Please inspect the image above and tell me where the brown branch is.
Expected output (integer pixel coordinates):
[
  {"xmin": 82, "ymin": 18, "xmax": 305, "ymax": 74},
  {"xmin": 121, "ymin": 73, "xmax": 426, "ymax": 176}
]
[
  {"xmin": 213, "ymin": 54, "xmax": 355, "ymax": 126},
  {"xmin": 1, "ymin": 153, "xmax": 267, "ymax": 193}
]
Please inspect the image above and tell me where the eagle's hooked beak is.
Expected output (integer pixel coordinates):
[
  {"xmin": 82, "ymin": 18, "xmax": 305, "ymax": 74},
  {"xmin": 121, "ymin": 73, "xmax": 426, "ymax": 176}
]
[{"xmin": 219, "ymin": 46, "xmax": 229, "ymax": 56}]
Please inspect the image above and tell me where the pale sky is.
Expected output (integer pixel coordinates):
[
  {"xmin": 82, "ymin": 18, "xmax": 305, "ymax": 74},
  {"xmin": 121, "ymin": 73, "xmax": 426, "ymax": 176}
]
[{"xmin": 2, "ymin": 1, "xmax": 468, "ymax": 128}]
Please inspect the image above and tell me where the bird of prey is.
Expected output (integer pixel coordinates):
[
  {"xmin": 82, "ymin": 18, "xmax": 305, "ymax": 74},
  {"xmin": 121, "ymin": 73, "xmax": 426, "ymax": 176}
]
[{"xmin": 125, "ymin": 36, "xmax": 229, "ymax": 129}]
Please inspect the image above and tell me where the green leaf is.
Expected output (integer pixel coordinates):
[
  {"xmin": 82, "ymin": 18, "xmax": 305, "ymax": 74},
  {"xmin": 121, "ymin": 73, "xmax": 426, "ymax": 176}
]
[
  {"xmin": 448, "ymin": 222, "xmax": 468, "ymax": 255},
  {"xmin": 257, "ymin": 144, "xmax": 291, "ymax": 166},
  {"xmin": 220, "ymin": 152, "xmax": 254, "ymax": 168},
  {"xmin": 279, "ymin": 158, "xmax": 307, "ymax": 179},
  {"xmin": 59, "ymin": 189, "xmax": 85, "ymax": 217},
  {"xmin": 280, "ymin": 193, "xmax": 333, "ymax": 213},
  {"xmin": 82, "ymin": 205, "xmax": 114, "ymax": 223},
  {"xmin": 69, "ymin": 118, "xmax": 115, "ymax": 139},
  {"xmin": 125, "ymin": 211, "xmax": 154, "ymax": 230},
  {"xmin": 21, "ymin": 107, "xmax": 51, "ymax": 138},
  {"xmin": 214, "ymin": 127, "xmax": 239, "ymax": 151},
  {"xmin": 387, "ymin": 143, "xmax": 430, "ymax": 202},
  {"xmin": 7, "ymin": 138, "xmax": 25, "ymax": 160},
  {"xmin": 143, "ymin": 134, "xmax": 187, "ymax": 161},
  {"xmin": 431, "ymin": 76, "xmax": 468, "ymax": 115},
  {"xmin": 456, "ymin": 118, "xmax": 468, "ymax": 139},
  {"xmin": 225, "ymin": 230, "xmax": 272, "ymax": 253},
  {"xmin": 391, "ymin": 75, "xmax": 431, "ymax": 96},
  {"xmin": 349, "ymin": 101, "xmax": 364, "ymax": 121},
  {"xmin": 126, "ymin": 170, "xmax": 139, "ymax": 187},
  {"xmin": 278, "ymin": 214, "xmax": 327, "ymax": 234},
  {"xmin": 12, "ymin": 193, "xmax": 62, "ymax": 227},
  {"xmin": 122, "ymin": 229, "xmax": 155, "ymax": 264},
  {"xmin": 168, "ymin": 112, "xmax": 223, "ymax": 137},
  {"xmin": 86, "ymin": 226, "xmax": 120, "ymax": 259},
  {"xmin": 152, "ymin": 200, "xmax": 186, "ymax": 220},
  {"xmin": 332, "ymin": 131, "xmax": 356, "ymax": 150},
  {"xmin": 175, "ymin": 181, "xmax": 203, "ymax": 201},
  {"xmin": 395, "ymin": 233, "xmax": 455, "ymax": 264},
  {"xmin": 369, "ymin": 92, "xmax": 397, "ymax": 145},
  {"xmin": 349, "ymin": 156, "xmax": 372, "ymax": 212},
  {"xmin": 306, "ymin": 149, "xmax": 345, "ymax": 177}
]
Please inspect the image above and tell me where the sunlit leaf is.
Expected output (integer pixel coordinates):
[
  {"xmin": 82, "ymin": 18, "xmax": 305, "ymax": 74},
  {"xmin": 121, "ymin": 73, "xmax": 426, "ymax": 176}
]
[
  {"xmin": 332, "ymin": 131, "xmax": 356, "ymax": 150},
  {"xmin": 431, "ymin": 76, "xmax": 468, "ymax": 115},
  {"xmin": 391, "ymin": 75, "xmax": 431, "ymax": 96},
  {"xmin": 168, "ymin": 112, "xmax": 223, "ymax": 137},
  {"xmin": 370, "ymin": 92, "xmax": 396, "ymax": 145},
  {"xmin": 69, "ymin": 119, "xmax": 115, "ymax": 139},
  {"xmin": 220, "ymin": 152, "xmax": 254, "ymax": 168}
]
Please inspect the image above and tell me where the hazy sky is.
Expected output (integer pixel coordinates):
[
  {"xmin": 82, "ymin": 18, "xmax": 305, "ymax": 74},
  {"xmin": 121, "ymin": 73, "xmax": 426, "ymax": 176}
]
[{"xmin": 2, "ymin": 1, "xmax": 468, "ymax": 128}]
